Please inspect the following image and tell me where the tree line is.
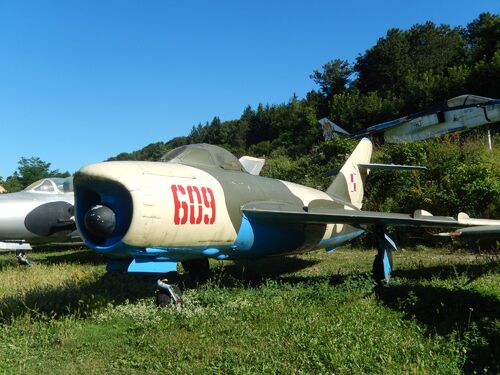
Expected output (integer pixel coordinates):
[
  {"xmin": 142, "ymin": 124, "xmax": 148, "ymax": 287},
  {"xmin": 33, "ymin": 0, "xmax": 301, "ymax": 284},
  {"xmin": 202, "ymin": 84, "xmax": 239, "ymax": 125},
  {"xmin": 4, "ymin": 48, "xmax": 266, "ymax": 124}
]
[{"xmin": 0, "ymin": 157, "xmax": 69, "ymax": 192}]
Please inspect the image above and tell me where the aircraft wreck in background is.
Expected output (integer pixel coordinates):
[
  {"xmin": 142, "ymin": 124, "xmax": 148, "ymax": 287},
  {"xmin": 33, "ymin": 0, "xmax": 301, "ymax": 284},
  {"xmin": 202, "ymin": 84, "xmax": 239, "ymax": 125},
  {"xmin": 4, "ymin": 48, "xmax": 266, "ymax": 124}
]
[
  {"xmin": 320, "ymin": 94, "xmax": 500, "ymax": 147},
  {"xmin": 0, "ymin": 177, "xmax": 80, "ymax": 264}
]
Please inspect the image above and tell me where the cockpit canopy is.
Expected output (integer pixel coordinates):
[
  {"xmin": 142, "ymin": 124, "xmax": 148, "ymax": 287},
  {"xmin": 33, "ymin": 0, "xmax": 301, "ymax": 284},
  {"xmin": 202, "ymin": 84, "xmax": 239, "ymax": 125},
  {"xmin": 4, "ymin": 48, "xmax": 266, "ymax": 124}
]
[
  {"xmin": 446, "ymin": 95, "xmax": 494, "ymax": 108},
  {"xmin": 24, "ymin": 177, "xmax": 73, "ymax": 193},
  {"xmin": 160, "ymin": 144, "xmax": 245, "ymax": 172}
]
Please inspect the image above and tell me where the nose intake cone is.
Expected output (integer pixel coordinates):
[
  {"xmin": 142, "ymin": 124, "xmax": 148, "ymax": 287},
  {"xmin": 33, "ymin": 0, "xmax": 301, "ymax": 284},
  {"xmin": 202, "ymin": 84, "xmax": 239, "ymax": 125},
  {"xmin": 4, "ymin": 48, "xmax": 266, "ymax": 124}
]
[{"xmin": 84, "ymin": 205, "xmax": 116, "ymax": 238}]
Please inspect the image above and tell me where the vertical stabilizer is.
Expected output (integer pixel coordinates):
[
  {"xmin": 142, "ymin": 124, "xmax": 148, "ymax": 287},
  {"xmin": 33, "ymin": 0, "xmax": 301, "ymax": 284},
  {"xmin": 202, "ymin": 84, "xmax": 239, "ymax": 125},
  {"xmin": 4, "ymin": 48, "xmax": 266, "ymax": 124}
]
[{"xmin": 326, "ymin": 138, "xmax": 372, "ymax": 209}]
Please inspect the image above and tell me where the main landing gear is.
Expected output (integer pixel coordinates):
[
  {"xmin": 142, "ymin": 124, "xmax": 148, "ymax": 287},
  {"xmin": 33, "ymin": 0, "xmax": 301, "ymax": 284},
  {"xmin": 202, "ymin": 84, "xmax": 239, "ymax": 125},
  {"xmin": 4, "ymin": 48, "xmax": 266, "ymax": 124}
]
[
  {"xmin": 372, "ymin": 225, "xmax": 396, "ymax": 286},
  {"xmin": 155, "ymin": 258, "xmax": 211, "ymax": 308},
  {"xmin": 181, "ymin": 258, "xmax": 211, "ymax": 285}
]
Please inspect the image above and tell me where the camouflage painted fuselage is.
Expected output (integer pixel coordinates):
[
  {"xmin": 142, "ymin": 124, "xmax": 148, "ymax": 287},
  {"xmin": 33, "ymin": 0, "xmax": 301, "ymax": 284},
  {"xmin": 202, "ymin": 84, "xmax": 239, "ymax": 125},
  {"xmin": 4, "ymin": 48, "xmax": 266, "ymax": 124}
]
[{"xmin": 74, "ymin": 155, "xmax": 364, "ymax": 265}]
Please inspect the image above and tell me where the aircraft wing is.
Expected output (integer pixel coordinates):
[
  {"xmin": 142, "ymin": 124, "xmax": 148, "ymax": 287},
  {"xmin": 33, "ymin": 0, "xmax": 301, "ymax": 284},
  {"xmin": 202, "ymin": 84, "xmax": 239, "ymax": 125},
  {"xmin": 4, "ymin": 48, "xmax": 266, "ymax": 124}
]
[{"xmin": 241, "ymin": 202, "xmax": 500, "ymax": 229}]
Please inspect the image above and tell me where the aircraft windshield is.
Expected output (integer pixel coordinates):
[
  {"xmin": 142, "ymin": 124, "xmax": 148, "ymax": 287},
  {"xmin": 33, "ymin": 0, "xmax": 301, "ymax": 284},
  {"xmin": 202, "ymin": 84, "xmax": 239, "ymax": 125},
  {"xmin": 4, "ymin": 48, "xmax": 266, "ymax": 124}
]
[
  {"xmin": 24, "ymin": 177, "xmax": 73, "ymax": 193},
  {"xmin": 36, "ymin": 180, "xmax": 55, "ymax": 192},
  {"xmin": 160, "ymin": 144, "xmax": 244, "ymax": 171}
]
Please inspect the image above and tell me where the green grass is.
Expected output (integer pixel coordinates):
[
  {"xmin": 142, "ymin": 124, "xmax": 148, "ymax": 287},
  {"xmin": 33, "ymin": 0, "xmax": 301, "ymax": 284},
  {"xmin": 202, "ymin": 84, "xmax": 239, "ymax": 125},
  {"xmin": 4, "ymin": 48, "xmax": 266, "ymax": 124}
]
[{"xmin": 0, "ymin": 247, "xmax": 498, "ymax": 374}]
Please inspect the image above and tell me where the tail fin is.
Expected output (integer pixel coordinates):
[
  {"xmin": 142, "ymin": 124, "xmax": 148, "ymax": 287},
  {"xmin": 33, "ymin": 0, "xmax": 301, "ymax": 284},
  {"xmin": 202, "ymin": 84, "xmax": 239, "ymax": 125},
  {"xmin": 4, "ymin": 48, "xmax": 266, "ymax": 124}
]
[
  {"xmin": 318, "ymin": 118, "xmax": 351, "ymax": 140},
  {"xmin": 326, "ymin": 138, "xmax": 372, "ymax": 209}
]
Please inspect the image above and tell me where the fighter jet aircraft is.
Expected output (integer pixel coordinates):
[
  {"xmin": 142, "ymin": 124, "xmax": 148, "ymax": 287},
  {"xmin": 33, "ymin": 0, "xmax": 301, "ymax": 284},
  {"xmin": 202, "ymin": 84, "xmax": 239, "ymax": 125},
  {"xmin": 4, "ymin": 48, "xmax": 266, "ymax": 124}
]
[
  {"xmin": 73, "ymin": 140, "xmax": 500, "ymax": 306},
  {"xmin": 0, "ymin": 177, "xmax": 79, "ymax": 263},
  {"xmin": 320, "ymin": 94, "xmax": 500, "ymax": 144}
]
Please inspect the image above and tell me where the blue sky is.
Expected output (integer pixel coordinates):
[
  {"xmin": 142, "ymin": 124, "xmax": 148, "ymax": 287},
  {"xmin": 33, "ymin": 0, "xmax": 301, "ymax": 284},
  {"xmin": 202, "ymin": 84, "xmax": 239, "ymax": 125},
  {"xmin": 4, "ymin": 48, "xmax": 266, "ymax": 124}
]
[{"xmin": 0, "ymin": 1, "xmax": 498, "ymax": 178}]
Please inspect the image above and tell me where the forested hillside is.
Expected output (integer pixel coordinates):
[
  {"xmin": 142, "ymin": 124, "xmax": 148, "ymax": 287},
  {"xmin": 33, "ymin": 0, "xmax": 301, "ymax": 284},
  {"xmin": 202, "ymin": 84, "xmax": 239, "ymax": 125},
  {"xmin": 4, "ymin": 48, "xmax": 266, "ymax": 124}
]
[{"xmin": 109, "ymin": 13, "xmax": 499, "ymax": 223}]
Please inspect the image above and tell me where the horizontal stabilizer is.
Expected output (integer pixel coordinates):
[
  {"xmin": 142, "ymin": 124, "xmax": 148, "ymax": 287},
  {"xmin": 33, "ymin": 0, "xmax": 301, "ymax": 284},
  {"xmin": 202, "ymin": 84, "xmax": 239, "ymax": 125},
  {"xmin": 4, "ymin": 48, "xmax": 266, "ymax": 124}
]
[
  {"xmin": 358, "ymin": 163, "xmax": 428, "ymax": 171},
  {"xmin": 457, "ymin": 212, "xmax": 500, "ymax": 226},
  {"xmin": 318, "ymin": 118, "xmax": 351, "ymax": 136}
]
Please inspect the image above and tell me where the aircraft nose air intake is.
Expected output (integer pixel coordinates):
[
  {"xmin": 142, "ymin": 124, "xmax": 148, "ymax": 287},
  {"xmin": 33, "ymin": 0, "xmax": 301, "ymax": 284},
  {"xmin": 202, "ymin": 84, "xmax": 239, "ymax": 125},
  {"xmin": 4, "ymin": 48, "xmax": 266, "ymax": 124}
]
[
  {"xmin": 74, "ymin": 169, "xmax": 134, "ymax": 249},
  {"xmin": 84, "ymin": 205, "xmax": 116, "ymax": 238}
]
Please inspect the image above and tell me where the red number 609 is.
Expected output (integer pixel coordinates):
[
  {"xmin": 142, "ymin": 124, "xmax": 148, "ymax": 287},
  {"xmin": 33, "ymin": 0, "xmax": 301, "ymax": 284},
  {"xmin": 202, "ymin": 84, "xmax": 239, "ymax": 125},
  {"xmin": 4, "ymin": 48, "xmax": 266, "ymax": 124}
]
[{"xmin": 171, "ymin": 184, "xmax": 216, "ymax": 225}]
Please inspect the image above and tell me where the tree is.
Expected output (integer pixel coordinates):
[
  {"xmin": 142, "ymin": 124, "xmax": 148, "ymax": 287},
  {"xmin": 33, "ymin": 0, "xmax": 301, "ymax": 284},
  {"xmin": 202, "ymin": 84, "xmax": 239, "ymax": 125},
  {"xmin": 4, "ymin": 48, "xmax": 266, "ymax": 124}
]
[
  {"xmin": 328, "ymin": 90, "xmax": 400, "ymax": 133},
  {"xmin": 310, "ymin": 59, "xmax": 353, "ymax": 98},
  {"xmin": 16, "ymin": 157, "xmax": 69, "ymax": 188},
  {"xmin": 466, "ymin": 12, "xmax": 500, "ymax": 62},
  {"xmin": 354, "ymin": 23, "xmax": 466, "ymax": 97},
  {"xmin": 18, "ymin": 157, "xmax": 51, "ymax": 187},
  {"xmin": 354, "ymin": 28, "xmax": 411, "ymax": 95},
  {"xmin": 1, "ymin": 175, "xmax": 22, "ymax": 193},
  {"xmin": 467, "ymin": 50, "xmax": 500, "ymax": 98},
  {"xmin": 406, "ymin": 22, "xmax": 466, "ymax": 75},
  {"xmin": 246, "ymin": 104, "xmax": 271, "ymax": 147}
]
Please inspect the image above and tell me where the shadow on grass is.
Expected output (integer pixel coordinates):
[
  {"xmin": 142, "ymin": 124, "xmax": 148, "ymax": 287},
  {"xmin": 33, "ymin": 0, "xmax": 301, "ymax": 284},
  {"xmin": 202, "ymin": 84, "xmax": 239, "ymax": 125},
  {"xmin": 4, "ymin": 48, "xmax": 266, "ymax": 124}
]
[
  {"xmin": 393, "ymin": 261, "xmax": 499, "ymax": 283},
  {"xmin": 217, "ymin": 257, "xmax": 500, "ymax": 372},
  {"xmin": 216, "ymin": 256, "xmax": 321, "ymax": 286},
  {"xmin": 0, "ymin": 272, "xmax": 158, "ymax": 323},
  {"xmin": 0, "ymin": 247, "xmax": 103, "ymax": 269},
  {"xmin": 0, "ymin": 255, "xmax": 322, "ymax": 323},
  {"xmin": 41, "ymin": 249, "xmax": 106, "ymax": 266},
  {"xmin": 377, "ymin": 263, "xmax": 500, "ymax": 373},
  {"xmin": 31, "ymin": 243, "xmax": 86, "ymax": 252}
]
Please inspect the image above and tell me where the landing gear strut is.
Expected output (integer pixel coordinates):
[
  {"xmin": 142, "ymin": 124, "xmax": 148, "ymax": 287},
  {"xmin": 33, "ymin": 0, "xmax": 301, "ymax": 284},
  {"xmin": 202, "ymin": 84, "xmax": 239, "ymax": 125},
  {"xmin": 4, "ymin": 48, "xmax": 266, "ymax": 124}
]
[
  {"xmin": 156, "ymin": 278, "xmax": 183, "ymax": 308},
  {"xmin": 181, "ymin": 258, "xmax": 210, "ymax": 285},
  {"xmin": 155, "ymin": 259, "xmax": 211, "ymax": 308},
  {"xmin": 15, "ymin": 250, "xmax": 32, "ymax": 266},
  {"xmin": 372, "ymin": 225, "xmax": 395, "ymax": 286}
]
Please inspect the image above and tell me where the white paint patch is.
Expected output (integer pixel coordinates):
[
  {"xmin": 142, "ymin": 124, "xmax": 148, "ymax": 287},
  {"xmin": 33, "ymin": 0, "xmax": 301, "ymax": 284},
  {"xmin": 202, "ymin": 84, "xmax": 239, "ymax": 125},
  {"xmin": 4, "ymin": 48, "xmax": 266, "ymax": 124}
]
[{"xmin": 279, "ymin": 181, "xmax": 332, "ymax": 206}]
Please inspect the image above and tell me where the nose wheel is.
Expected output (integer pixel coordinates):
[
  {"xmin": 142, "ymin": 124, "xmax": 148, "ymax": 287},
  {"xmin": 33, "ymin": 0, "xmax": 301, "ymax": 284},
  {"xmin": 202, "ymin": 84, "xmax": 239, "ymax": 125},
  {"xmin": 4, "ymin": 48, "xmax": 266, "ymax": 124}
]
[
  {"xmin": 155, "ymin": 259, "xmax": 210, "ymax": 307},
  {"xmin": 16, "ymin": 250, "xmax": 32, "ymax": 266},
  {"xmin": 156, "ymin": 279, "xmax": 183, "ymax": 308}
]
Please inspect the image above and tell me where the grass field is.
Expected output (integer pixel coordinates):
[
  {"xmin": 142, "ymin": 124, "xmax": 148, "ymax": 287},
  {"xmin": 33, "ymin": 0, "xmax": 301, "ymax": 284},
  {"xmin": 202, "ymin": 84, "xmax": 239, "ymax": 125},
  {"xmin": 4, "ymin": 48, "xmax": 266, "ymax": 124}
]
[{"xmin": 0, "ymin": 246, "xmax": 498, "ymax": 374}]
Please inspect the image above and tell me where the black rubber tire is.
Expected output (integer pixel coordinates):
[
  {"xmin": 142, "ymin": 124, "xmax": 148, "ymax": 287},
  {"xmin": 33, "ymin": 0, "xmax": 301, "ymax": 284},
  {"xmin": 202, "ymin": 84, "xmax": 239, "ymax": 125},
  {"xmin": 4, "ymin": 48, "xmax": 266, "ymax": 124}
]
[
  {"xmin": 155, "ymin": 291, "xmax": 172, "ymax": 308},
  {"xmin": 181, "ymin": 259, "xmax": 210, "ymax": 281}
]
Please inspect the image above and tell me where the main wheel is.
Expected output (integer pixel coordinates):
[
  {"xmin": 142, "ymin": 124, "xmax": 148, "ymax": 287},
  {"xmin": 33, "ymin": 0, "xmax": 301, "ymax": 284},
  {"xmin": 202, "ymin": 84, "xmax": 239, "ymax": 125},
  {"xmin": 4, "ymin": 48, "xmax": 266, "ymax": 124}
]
[
  {"xmin": 181, "ymin": 258, "xmax": 210, "ymax": 282},
  {"xmin": 155, "ymin": 290, "xmax": 172, "ymax": 308}
]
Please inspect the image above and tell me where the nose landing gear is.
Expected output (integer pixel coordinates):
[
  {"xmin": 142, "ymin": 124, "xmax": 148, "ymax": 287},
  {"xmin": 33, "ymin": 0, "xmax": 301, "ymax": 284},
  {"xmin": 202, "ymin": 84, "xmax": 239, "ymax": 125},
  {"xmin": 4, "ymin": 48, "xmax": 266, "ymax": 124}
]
[
  {"xmin": 16, "ymin": 250, "xmax": 33, "ymax": 266},
  {"xmin": 156, "ymin": 279, "xmax": 183, "ymax": 308},
  {"xmin": 155, "ymin": 258, "xmax": 211, "ymax": 308}
]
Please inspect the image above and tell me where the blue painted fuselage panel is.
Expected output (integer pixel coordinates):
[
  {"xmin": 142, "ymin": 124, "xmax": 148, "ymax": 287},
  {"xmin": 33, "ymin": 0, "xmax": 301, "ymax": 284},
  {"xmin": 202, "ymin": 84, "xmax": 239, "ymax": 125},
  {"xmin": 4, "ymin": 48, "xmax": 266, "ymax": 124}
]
[
  {"xmin": 89, "ymin": 214, "xmax": 364, "ymax": 273},
  {"xmin": 232, "ymin": 214, "xmax": 321, "ymax": 257}
]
